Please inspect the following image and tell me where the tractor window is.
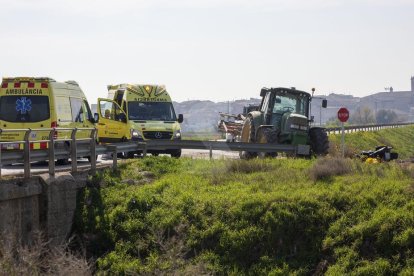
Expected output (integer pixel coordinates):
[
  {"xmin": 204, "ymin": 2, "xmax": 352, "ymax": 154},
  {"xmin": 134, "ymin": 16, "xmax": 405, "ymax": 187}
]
[
  {"xmin": 272, "ymin": 95, "xmax": 308, "ymax": 116},
  {"xmin": 261, "ymin": 93, "xmax": 271, "ymax": 113}
]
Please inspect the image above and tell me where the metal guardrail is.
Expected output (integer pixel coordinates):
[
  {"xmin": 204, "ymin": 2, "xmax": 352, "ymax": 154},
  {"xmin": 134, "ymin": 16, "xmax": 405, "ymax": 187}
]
[
  {"xmin": 0, "ymin": 128, "xmax": 304, "ymax": 179},
  {"xmin": 1, "ymin": 122, "xmax": 414, "ymax": 179},
  {"xmin": 325, "ymin": 122, "xmax": 414, "ymax": 135},
  {"xmin": 0, "ymin": 128, "xmax": 97, "ymax": 178}
]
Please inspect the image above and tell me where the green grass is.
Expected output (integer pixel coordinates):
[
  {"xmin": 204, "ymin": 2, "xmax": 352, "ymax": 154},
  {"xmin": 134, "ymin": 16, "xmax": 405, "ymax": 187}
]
[
  {"xmin": 75, "ymin": 156, "xmax": 414, "ymax": 275},
  {"xmin": 182, "ymin": 131, "xmax": 223, "ymax": 141},
  {"xmin": 329, "ymin": 125, "xmax": 414, "ymax": 159}
]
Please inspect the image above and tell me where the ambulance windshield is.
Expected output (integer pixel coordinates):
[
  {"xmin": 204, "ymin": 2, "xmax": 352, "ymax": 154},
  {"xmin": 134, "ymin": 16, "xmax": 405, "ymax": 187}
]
[{"xmin": 127, "ymin": 102, "xmax": 177, "ymax": 121}]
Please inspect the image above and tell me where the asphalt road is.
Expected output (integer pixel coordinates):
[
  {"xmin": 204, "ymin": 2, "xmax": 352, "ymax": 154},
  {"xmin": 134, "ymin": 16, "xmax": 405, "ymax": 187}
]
[{"xmin": 0, "ymin": 149, "xmax": 240, "ymax": 177}]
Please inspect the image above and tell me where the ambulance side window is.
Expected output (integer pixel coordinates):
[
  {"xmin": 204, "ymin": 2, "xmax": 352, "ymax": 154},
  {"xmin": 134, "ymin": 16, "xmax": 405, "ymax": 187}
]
[
  {"xmin": 83, "ymin": 100, "xmax": 93, "ymax": 122},
  {"xmin": 55, "ymin": 97, "xmax": 72, "ymax": 122},
  {"xmin": 99, "ymin": 100, "xmax": 125, "ymax": 122},
  {"xmin": 70, "ymin": 98, "xmax": 84, "ymax": 123}
]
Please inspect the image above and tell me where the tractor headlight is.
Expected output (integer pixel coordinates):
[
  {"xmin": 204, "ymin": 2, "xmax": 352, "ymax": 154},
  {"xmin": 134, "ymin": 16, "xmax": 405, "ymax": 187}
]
[
  {"xmin": 174, "ymin": 130, "xmax": 181, "ymax": 139},
  {"xmin": 131, "ymin": 129, "xmax": 143, "ymax": 138},
  {"xmin": 291, "ymin": 124, "xmax": 308, "ymax": 131}
]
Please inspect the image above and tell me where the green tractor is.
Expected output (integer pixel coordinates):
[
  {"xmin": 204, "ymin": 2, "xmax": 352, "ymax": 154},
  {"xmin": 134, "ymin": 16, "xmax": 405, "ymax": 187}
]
[{"xmin": 240, "ymin": 87, "xmax": 329, "ymax": 158}]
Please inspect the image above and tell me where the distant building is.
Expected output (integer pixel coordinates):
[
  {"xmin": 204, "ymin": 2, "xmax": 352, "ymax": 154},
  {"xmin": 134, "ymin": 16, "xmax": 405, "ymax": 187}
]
[
  {"xmin": 361, "ymin": 76, "xmax": 414, "ymax": 114},
  {"xmin": 311, "ymin": 76, "xmax": 414, "ymax": 124}
]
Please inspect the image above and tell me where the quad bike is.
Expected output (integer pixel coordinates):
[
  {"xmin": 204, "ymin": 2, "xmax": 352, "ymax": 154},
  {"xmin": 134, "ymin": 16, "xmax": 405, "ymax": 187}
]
[{"xmin": 356, "ymin": 146, "xmax": 398, "ymax": 163}]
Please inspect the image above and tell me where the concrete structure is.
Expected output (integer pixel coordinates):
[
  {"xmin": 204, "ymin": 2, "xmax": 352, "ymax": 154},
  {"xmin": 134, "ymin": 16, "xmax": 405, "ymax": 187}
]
[
  {"xmin": 411, "ymin": 76, "xmax": 414, "ymax": 92},
  {"xmin": 0, "ymin": 178, "xmax": 42, "ymax": 245},
  {"xmin": 0, "ymin": 172, "xmax": 88, "ymax": 246}
]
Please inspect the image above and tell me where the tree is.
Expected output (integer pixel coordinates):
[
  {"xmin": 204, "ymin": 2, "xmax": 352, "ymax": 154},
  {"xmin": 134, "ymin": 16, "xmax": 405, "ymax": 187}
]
[
  {"xmin": 376, "ymin": 109, "xmax": 398, "ymax": 124},
  {"xmin": 349, "ymin": 106, "xmax": 375, "ymax": 125}
]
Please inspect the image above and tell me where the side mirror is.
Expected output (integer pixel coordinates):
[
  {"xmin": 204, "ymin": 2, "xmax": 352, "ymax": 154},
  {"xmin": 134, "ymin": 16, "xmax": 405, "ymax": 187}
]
[
  {"xmin": 310, "ymin": 115, "xmax": 315, "ymax": 122},
  {"xmin": 94, "ymin": 113, "xmax": 99, "ymax": 123},
  {"xmin": 322, "ymin": 99, "xmax": 327, "ymax": 108},
  {"xmin": 178, "ymin": 114, "xmax": 184, "ymax": 123},
  {"xmin": 260, "ymin": 89, "xmax": 267, "ymax": 97}
]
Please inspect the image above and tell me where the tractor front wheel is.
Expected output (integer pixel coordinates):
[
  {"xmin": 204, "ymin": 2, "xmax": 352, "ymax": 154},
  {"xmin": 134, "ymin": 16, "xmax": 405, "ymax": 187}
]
[
  {"xmin": 309, "ymin": 128, "xmax": 329, "ymax": 156},
  {"xmin": 239, "ymin": 117, "xmax": 257, "ymax": 159},
  {"xmin": 257, "ymin": 128, "xmax": 278, "ymax": 158}
]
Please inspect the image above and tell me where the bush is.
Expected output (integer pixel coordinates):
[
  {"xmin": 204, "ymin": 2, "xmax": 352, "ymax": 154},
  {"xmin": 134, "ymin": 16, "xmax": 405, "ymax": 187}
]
[
  {"xmin": 309, "ymin": 157, "xmax": 353, "ymax": 181},
  {"xmin": 0, "ymin": 232, "xmax": 91, "ymax": 275},
  {"xmin": 225, "ymin": 159, "xmax": 274, "ymax": 174}
]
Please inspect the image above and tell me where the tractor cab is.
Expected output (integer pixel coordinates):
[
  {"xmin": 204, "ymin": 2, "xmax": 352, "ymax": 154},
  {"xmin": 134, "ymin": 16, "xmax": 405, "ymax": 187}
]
[{"xmin": 259, "ymin": 87, "xmax": 312, "ymax": 142}]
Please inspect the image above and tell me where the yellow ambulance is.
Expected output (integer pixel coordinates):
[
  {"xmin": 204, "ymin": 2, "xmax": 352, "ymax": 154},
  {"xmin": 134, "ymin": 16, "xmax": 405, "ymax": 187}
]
[
  {"xmin": 95, "ymin": 84, "xmax": 183, "ymax": 158},
  {"xmin": 0, "ymin": 77, "xmax": 95, "ymax": 164}
]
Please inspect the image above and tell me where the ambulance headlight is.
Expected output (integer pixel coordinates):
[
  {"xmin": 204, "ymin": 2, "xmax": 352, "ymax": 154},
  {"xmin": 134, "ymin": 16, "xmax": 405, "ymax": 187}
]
[
  {"xmin": 131, "ymin": 129, "xmax": 143, "ymax": 138},
  {"xmin": 174, "ymin": 130, "xmax": 181, "ymax": 139}
]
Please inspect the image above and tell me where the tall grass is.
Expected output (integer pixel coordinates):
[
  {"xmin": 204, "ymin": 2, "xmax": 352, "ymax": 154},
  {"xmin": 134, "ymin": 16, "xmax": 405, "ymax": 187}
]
[{"xmin": 74, "ymin": 156, "xmax": 414, "ymax": 275}]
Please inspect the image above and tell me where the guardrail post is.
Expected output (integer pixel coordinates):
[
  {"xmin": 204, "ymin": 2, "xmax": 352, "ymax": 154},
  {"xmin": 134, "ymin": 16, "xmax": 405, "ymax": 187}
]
[
  {"xmin": 0, "ymin": 130, "xmax": 2, "ymax": 179},
  {"xmin": 24, "ymin": 129, "xmax": 32, "ymax": 179},
  {"xmin": 90, "ymin": 128, "xmax": 97, "ymax": 175},
  {"xmin": 143, "ymin": 143, "xmax": 147, "ymax": 157},
  {"xmin": 209, "ymin": 144, "xmax": 213, "ymax": 160},
  {"xmin": 107, "ymin": 145, "xmax": 117, "ymax": 170},
  {"xmin": 71, "ymin": 128, "xmax": 78, "ymax": 173},
  {"xmin": 48, "ymin": 129, "xmax": 56, "ymax": 177}
]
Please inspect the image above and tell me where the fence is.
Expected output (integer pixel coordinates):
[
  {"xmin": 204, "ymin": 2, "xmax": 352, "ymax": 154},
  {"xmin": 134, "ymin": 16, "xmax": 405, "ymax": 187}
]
[
  {"xmin": 0, "ymin": 128, "xmax": 96, "ymax": 178},
  {"xmin": 325, "ymin": 122, "xmax": 414, "ymax": 135},
  {"xmin": 1, "ymin": 122, "xmax": 413, "ymax": 179},
  {"xmin": 0, "ymin": 128, "xmax": 305, "ymax": 179}
]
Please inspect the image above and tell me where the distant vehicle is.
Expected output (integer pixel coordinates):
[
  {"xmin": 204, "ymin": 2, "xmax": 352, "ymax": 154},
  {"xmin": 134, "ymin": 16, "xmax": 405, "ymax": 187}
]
[
  {"xmin": 217, "ymin": 104, "xmax": 260, "ymax": 142},
  {"xmin": 95, "ymin": 84, "xmax": 183, "ymax": 158},
  {"xmin": 242, "ymin": 104, "xmax": 260, "ymax": 116},
  {"xmin": 240, "ymin": 87, "xmax": 329, "ymax": 158},
  {"xmin": 0, "ymin": 77, "xmax": 95, "ymax": 164}
]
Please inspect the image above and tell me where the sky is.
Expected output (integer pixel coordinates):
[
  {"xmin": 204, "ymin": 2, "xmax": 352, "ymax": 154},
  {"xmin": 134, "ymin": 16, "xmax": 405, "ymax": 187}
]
[{"xmin": 0, "ymin": 0, "xmax": 413, "ymax": 103}]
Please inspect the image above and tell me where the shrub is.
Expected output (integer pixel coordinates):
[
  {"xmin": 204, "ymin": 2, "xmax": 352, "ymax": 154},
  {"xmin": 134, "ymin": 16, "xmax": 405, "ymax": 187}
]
[
  {"xmin": 0, "ymin": 232, "xmax": 91, "ymax": 275},
  {"xmin": 309, "ymin": 157, "xmax": 353, "ymax": 181},
  {"xmin": 225, "ymin": 159, "xmax": 274, "ymax": 174}
]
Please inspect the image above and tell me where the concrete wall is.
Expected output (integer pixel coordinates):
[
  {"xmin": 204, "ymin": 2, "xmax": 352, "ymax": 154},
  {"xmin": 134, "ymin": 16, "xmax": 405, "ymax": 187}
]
[
  {"xmin": 0, "ymin": 178, "xmax": 42, "ymax": 245},
  {"xmin": 0, "ymin": 172, "xmax": 86, "ymax": 246}
]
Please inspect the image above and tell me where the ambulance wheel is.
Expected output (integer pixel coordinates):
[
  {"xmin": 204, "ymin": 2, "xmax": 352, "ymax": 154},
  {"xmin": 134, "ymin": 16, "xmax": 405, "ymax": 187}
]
[
  {"xmin": 57, "ymin": 159, "xmax": 69, "ymax": 165},
  {"xmin": 170, "ymin": 150, "xmax": 181, "ymax": 158},
  {"xmin": 126, "ymin": 152, "xmax": 135, "ymax": 159},
  {"xmin": 87, "ymin": 155, "xmax": 98, "ymax": 163}
]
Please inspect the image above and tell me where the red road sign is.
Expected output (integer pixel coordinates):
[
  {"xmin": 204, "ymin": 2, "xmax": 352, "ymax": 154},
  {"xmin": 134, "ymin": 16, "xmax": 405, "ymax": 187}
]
[{"xmin": 337, "ymin": 107, "xmax": 349, "ymax": 122}]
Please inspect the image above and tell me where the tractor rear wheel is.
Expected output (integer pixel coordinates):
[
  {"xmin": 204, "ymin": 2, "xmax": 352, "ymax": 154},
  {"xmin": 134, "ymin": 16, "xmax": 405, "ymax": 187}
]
[
  {"xmin": 257, "ymin": 128, "xmax": 278, "ymax": 158},
  {"xmin": 309, "ymin": 128, "xmax": 329, "ymax": 156},
  {"xmin": 239, "ymin": 117, "xmax": 257, "ymax": 159}
]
